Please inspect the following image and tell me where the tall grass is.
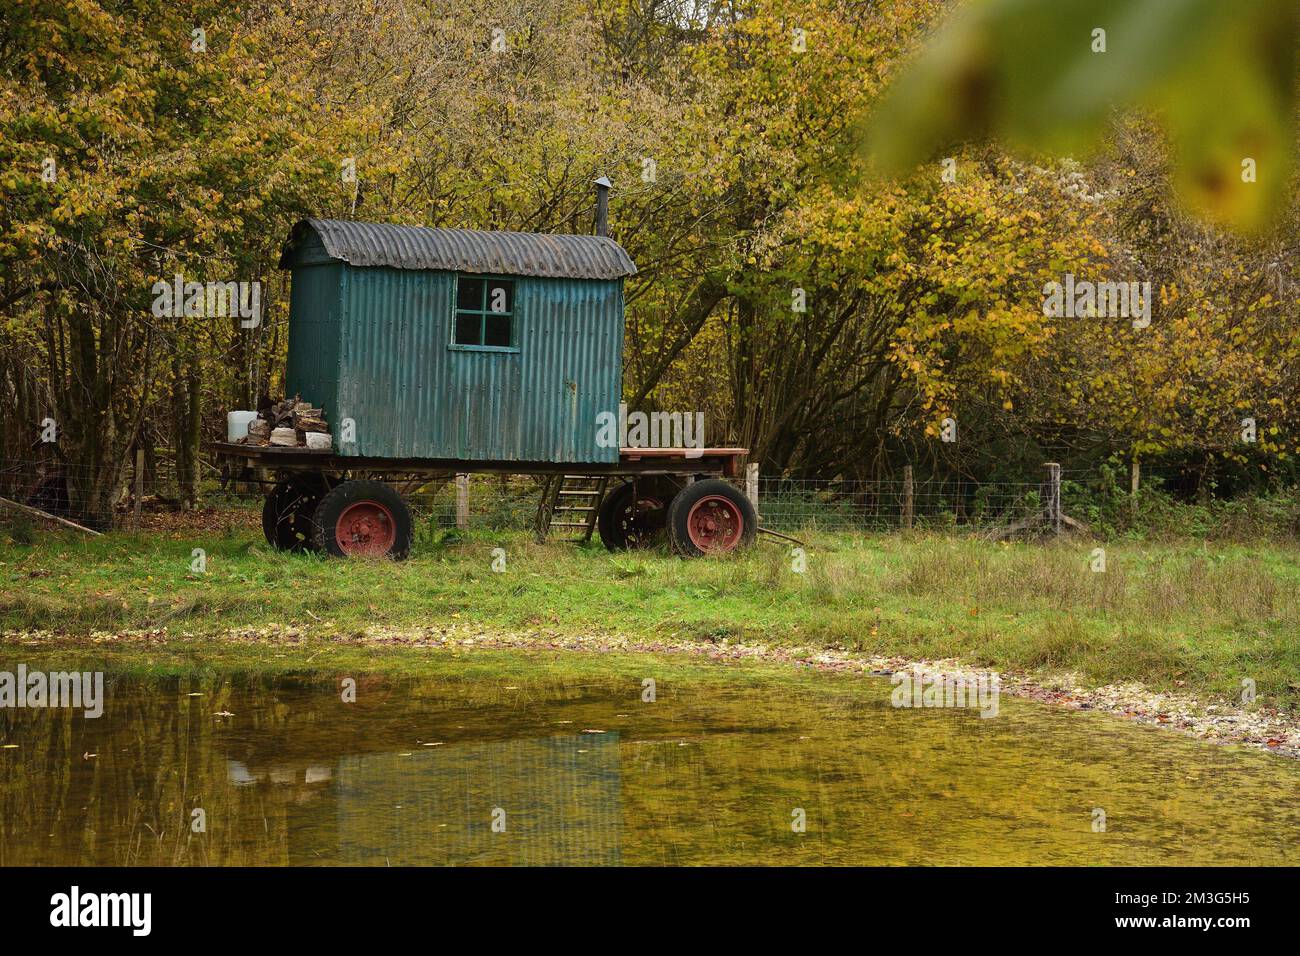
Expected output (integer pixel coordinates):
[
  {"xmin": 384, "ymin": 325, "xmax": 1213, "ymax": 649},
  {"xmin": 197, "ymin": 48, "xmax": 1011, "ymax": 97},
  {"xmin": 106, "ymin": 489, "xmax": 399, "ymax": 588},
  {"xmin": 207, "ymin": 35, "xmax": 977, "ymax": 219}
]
[{"xmin": 2, "ymin": 525, "xmax": 1298, "ymax": 708}]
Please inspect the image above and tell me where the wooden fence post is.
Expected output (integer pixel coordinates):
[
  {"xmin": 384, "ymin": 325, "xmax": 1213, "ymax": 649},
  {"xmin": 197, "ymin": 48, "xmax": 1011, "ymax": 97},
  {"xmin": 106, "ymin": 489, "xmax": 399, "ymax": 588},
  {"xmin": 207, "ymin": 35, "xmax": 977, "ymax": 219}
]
[
  {"xmin": 1045, "ymin": 462, "xmax": 1062, "ymax": 534},
  {"xmin": 133, "ymin": 447, "xmax": 144, "ymax": 530},
  {"xmin": 902, "ymin": 465, "xmax": 914, "ymax": 530},
  {"xmin": 455, "ymin": 474, "xmax": 469, "ymax": 530},
  {"xmin": 1130, "ymin": 458, "xmax": 1140, "ymax": 519},
  {"xmin": 745, "ymin": 463, "xmax": 759, "ymax": 514}
]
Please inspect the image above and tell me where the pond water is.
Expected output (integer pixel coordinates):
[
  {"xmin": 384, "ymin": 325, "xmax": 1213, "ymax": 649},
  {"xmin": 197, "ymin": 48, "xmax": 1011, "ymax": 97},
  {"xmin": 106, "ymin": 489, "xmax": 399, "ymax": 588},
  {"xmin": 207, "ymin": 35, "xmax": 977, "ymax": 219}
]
[{"xmin": 1, "ymin": 651, "xmax": 1298, "ymax": 866}]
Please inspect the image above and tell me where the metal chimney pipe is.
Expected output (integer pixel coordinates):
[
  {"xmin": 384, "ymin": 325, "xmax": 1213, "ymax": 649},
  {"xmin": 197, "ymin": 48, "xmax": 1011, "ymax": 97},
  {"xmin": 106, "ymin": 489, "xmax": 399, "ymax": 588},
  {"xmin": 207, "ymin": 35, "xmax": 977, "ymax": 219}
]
[{"xmin": 593, "ymin": 175, "xmax": 611, "ymax": 237}]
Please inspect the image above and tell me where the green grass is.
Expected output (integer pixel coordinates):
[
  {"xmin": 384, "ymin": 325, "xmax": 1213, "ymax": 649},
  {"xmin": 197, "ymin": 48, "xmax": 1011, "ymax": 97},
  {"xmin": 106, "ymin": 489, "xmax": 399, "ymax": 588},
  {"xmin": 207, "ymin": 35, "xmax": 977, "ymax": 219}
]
[{"xmin": 2, "ymin": 523, "xmax": 1299, "ymax": 710}]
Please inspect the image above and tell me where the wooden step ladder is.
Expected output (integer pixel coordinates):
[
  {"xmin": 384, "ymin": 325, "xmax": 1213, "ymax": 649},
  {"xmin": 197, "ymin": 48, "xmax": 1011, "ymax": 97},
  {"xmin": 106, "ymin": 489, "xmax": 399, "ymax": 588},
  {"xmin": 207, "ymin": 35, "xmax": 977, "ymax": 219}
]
[{"xmin": 534, "ymin": 475, "xmax": 609, "ymax": 543}]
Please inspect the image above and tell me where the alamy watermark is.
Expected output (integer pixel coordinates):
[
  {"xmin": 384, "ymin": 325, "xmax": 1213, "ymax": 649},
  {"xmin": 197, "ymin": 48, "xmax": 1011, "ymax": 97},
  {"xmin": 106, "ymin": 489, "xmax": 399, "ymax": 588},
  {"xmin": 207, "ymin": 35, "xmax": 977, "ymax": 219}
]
[
  {"xmin": 50, "ymin": 886, "xmax": 150, "ymax": 936},
  {"xmin": 1042, "ymin": 273, "xmax": 1151, "ymax": 329},
  {"xmin": 151, "ymin": 274, "xmax": 261, "ymax": 328},
  {"xmin": 596, "ymin": 402, "xmax": 704, "ymax": 458},
  {"xmin": 0, "ymin": 666, "xmax": 103, "ymax": 718},
  {"xmin": 890, "ymin": 668, "xmax": 1000, "ymax": 718}
]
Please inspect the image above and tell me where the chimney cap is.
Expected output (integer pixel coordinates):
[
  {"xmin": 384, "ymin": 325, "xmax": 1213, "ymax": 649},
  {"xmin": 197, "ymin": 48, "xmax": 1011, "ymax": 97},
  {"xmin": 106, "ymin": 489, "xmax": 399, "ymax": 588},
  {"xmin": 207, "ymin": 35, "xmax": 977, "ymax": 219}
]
[{"xmin": 594, "ymin": 175, "xmax": 612, "ymax": 188}]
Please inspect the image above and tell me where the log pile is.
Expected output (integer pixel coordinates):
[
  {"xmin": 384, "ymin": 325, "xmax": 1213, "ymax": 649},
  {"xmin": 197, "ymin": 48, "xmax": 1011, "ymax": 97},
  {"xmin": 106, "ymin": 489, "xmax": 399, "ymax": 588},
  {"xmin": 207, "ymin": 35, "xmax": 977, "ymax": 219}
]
[{"xmin": 239, "ymin": 395, "xmax": 332, "ymax": 450}]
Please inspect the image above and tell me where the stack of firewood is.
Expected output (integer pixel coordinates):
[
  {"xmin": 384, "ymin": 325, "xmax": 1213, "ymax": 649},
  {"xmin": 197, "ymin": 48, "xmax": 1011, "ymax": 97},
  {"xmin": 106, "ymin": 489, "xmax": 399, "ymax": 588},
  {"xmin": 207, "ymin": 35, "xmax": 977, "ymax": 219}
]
[{"xmin": 240, "ymin": 395, "xmax": 332, "ymax": 450}]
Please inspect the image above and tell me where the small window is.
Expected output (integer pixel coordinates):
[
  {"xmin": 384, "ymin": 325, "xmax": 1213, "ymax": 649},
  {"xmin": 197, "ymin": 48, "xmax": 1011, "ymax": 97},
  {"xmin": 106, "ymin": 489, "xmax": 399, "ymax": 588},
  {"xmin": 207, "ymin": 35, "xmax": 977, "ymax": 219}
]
[{"xmin": 453, "ymin": 275, "xmax": 515, "ymax": 348}]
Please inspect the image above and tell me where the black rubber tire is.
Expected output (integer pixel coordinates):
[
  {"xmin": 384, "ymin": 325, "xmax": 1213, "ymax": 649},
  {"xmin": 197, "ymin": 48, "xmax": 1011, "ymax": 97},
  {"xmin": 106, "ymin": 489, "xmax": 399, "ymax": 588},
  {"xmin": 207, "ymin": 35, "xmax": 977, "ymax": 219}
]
[
  {"xmin": 311, "ymin": 479, "xmax": 413, "ymax": 560},
  {"xmin": 261, "ymin": 492, "xmax": 279, "ymax": 546},
  {"xmin": 665, "ymin": 479, "xmax": 757, "ymax": 557},
  {"xmin": 597, "ymin": 481, "xmax": 667, "ymax": 551},
  {"xmin": 262, "ymin": 479, "xmax": 325, "ymax": 552}
]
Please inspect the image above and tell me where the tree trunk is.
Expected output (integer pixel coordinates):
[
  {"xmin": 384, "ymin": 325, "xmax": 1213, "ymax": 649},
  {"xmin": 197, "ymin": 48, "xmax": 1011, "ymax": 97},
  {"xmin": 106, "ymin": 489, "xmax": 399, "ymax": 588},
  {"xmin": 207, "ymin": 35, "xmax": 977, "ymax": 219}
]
[
  {"xmin": 53, "ymin": 303, "xmax": 138, "ymax": 530},
  {"xmin": 173, "ymin": 353, "xmax": 202, "ymax": 510}
]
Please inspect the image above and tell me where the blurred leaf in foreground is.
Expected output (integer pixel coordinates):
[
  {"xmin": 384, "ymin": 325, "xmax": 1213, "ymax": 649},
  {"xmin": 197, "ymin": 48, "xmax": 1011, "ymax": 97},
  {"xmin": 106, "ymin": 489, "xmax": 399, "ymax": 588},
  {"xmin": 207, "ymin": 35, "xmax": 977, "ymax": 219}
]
[{"xmin": 866, "ymin": 0, "xmax": 1298, "ymax": 231}]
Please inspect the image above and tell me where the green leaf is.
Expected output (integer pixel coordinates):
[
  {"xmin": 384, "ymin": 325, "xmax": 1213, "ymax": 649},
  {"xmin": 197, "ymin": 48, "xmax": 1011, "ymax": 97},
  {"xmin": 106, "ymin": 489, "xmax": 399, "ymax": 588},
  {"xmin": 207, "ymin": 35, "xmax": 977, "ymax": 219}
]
[{"xmin": 866, "ymin": 0, "xmax": 1297, "ymax": 230}]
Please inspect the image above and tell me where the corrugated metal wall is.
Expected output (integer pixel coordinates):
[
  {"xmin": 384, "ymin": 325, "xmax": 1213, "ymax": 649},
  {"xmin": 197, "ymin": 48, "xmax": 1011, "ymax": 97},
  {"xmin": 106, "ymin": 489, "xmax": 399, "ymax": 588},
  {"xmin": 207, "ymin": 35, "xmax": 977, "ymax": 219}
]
[{"xmin": 288, "ymin": 263, "xmax": 623, "ymax": 464}]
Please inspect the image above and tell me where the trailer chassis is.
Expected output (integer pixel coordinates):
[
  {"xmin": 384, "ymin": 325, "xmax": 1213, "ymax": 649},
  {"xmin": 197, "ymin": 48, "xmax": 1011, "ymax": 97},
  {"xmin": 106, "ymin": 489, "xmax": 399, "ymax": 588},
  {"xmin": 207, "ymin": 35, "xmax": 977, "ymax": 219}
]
[{"xmin": 210, "ymin": 443, "xmax": 753, "ymax": 559}]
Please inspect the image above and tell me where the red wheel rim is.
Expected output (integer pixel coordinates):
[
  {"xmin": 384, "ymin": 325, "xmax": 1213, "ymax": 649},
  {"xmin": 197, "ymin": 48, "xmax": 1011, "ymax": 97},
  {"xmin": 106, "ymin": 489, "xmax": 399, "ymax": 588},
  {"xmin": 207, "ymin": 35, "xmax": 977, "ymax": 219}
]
[
  {"xmin": 335, "ymin": 500, "xmax": 396, "ymax": 556},
  {"xmin": 685, "ymin": 495, "xmax": 744, "ymax": 553}
]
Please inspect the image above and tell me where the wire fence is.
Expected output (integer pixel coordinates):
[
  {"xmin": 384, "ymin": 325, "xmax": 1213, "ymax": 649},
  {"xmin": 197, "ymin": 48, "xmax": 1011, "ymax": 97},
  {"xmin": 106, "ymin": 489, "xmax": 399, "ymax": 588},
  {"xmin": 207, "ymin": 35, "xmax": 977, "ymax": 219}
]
[
  {"xmin": 0, "ymin": 452, "xmax": 1081, "ymax": 538},
  {"xmin": 6, "ymin": 451, "xmax": 1300, "ymax": 551},
  {"xmin": 752, "ymin": 477, "xmax": 1049, "ymax": 533}
]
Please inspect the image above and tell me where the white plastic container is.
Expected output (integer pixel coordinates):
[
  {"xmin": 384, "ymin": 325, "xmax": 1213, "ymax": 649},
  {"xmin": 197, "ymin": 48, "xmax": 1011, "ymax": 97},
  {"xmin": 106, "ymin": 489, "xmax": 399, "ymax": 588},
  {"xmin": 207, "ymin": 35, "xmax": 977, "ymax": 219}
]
[{"xmin": 226, "ymin": 410, "xmax": 258, "ymax": 442}]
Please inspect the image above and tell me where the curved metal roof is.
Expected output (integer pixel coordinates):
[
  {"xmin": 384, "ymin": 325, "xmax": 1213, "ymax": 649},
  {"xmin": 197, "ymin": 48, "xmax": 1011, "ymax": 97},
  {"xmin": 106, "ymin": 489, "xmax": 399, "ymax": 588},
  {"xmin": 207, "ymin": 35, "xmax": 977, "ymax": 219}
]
[{"xmin": 280, "ymin": 218, "xmax": 637, "ymax": 279}]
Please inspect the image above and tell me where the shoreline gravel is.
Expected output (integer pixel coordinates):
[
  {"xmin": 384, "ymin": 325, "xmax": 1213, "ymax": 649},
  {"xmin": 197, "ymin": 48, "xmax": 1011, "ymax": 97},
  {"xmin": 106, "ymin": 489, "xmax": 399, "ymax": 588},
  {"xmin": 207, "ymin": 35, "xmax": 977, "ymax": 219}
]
[{"xmin": 5, "ymin": 623, "xmax": 1297, "ymax": 759}]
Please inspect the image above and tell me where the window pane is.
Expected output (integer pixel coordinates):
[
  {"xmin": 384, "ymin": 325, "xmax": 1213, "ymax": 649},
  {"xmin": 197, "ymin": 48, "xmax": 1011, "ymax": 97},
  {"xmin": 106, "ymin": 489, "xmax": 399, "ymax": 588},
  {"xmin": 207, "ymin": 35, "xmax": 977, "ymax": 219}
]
[
  {"xmin": 484, "ymin": 313, "xmax": 512, "ymax": 347},
  {"xmin": 454, "ymin": 311, "xmax": 482, "ymax": 345},
  {"xmin": 486, "ymin": 280, "xmax": 513, "ymax": 314},
  {"xmin": 457, "ymin": 277, "xmax": 484, "ymax": 311}
]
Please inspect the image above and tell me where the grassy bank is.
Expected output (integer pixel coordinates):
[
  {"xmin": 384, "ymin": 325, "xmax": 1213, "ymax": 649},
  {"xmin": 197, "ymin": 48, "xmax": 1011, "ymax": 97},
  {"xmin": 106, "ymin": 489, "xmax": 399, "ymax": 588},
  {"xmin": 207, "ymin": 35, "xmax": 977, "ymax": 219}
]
[{"xmin": 2, "ymin": 524, "xmax": 1298, "ymax": 709}]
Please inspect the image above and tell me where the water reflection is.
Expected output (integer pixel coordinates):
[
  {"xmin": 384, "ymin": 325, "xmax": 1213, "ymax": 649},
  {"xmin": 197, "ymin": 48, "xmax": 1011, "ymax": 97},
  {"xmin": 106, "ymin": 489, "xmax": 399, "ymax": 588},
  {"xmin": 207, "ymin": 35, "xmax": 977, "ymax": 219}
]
[
  {"xmin": 1, "ymin": 660, "xmax": 1298, "ymax": 866},
  {"xmin": 333, "ymin": 736, "xmax": 621, "ymax": 865}
]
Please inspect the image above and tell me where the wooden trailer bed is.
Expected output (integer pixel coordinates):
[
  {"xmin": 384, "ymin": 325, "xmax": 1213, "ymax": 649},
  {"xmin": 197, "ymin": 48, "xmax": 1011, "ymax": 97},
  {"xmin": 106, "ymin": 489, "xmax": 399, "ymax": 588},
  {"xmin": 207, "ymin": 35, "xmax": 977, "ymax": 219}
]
[{"xmin": 210, "ymin": 442, "xmax": 747, "ymax": 477}]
